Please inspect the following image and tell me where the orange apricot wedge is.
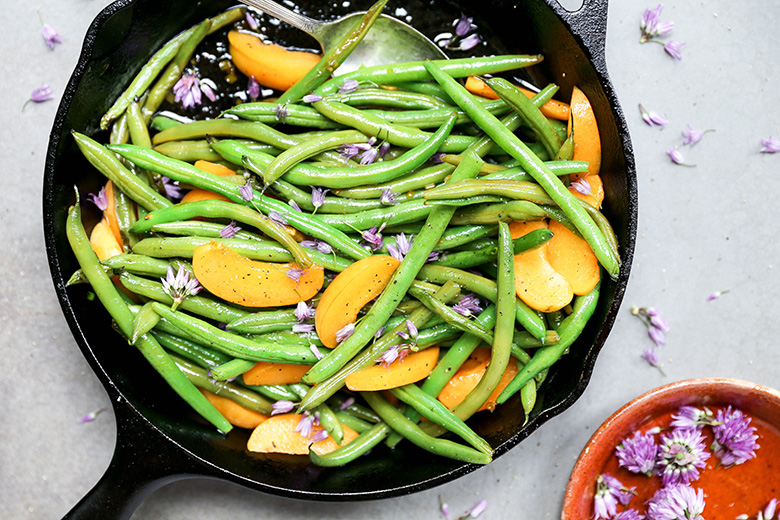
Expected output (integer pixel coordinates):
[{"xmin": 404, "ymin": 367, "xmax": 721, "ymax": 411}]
[
  {"xmin": 510, "ymin": 220, "xmax": 573, "ymax": 312},
  {"xmin": 568, "ymin": 85, "xmax": 601, "ymax": 181},
  {"xmin": 90, "ymin": 219, "xmax": 124, "ymax": 260},
  {"xmin": 546, "ymin": 220, "xmax": 601, "ymax": 296},
  {"xmin": 103, "ymin": 181, "xmax": 123, "ymax": 247},
  {"xmin": 345, "ymin": 347, "xmax": 440, "ymax": 391},
  {"xmin": 199, "ymin": 389, "xmax": 268, "ymax": 429},
  {"xmin": 192, "ymin": 241, "xmax": 323, "ymax": 307},
  {"xmin": 228, "ymin": 31, "xmax": 320, "ymax": 92},
  {"xmin": 242, "ymin": 361, "xmax": 310, "ymax": 386},
  {"xmin": 193, "ymin": 160, "xmax": 235, "ymax": 177},
  {"xmin": 464, "ymin": 76, "xmax": 570, "ymax": 121},
  {"xmin": 180, "ymin": 189, "xmax": 232, "ymax": 204},
  {"xmin": 315, "ymin": 255, "xmax": 400, "ymax": 349},
  {"xmin": 570, "ymin": 174, "xmax": 604, "ymax": 209},
  {"xmin": 436, "ymin": 348, "xmax": 519, "ymax": 412},
  {"xmin": 247, "ymin": 413, "xmax": 359, "ymax": 455}
]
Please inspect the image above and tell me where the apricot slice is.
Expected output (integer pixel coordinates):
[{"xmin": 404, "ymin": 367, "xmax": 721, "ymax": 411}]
[
  {"xmin": 242, "ymin": 361, "xmax": 310, "ymax": 386},
  {"xmin": 179, "ymin": 189, "xmax": 232, "ymax": 204},
  {"xmin": 228, "ymin": 31, "xmax": 320, "ymax": 92},
  {"xmin": 199, "ymin": 389, "xmax": 268, "ymax": 429},
  {"xmin": 510, "ymin": 220, "xmax": 573, "ymax": 312},
  {"xmin": 570, "ymin": 174, "xmax": 604, "ymax": 209},
  {"xmin": 568, "ymin": 85, "xmax": 601, "ymax": 181},
  {"xmin": 90, "ymin": 219, "xmax": 123, "ymax": 260},
  {"xmin": 464, "ymin": 76, "xmax": 570, "ymax": 121},
  {"xmin": 192, "ymin": 241, "xmax": 323, "ymax": 307},
  {"xmin": 103, "ymin": 181, "xmax": 123, "ymax": 247},
  {"xmin": 193, "ymin": 160, "xmax": 235, "ymax": 177},
  {"xmin": 315, "ymin": 255, "xmax": 400, "ymax": 349},
  {"xmin": 436, "ymin": 348, "xmax": 519, "ymax": 412},
  {"xmin": 247, "ymin": 413, "xmax": 359, "ymax": 455},
  {"xmin": 345, "ymin": 347, "xmax": 440, "ymax": 391},
  {"xmin": 546, "ymin": 220, "xmax": 601, "ymax": 296}
]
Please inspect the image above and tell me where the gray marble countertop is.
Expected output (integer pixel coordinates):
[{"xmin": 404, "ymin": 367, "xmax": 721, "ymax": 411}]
[{"xmin": 2, "ymin": 0, "xmax": 779, "ymax": 518}]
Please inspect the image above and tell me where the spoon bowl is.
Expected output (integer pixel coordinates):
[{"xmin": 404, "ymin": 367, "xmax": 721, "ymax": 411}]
[{"xmin": 240, "ymin": 0, "xmax": 447, "ymax": 73}]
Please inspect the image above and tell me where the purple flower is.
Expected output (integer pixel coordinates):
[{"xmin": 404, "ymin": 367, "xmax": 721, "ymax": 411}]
[
  {"xmin": 667, "ymin": 147, "xmax": 689, "ymax": 165},
  {"xmin": 657, "ymin": 428, "xmax": 710, "ymax": 485},
  {"xmin": 239, "ymin": 180, "xmax": 254, "ymax": 201},
  {"xmin": 303, "ymin": 93, "xmax": 323, "ymax": 103},
  {"xmin": 338, "ymin": 143, "xmax": 362, "ymax": 162},
  {"xmin": 396, "ymin": 320, "xmax": 418, "ymax": 343},
  {"xmin": 361, "ymin": 223, "xmax": 386, "ymax": 251},
  {"xmin": 288, "ymin": 199, "xmax": 302, "ymax": 212},
  {"xmin": 87, "ymin": 187, "xmax": 108, "ymax": 211},
  {"xmin": 338, "ymin": 79, "xmax": 360, "ymax": 94},
  {"xmin": 593, "ymin": 474, "xmax": 634, "ymax": 519},
  {"xmin": 640, "ymin": 4, "xmax": 664, "ymax": 42},
  {"xmin": 161, "ymin": 176, "xmax": 184, "ymax": 201},
  {"xmin": 79, "ymin": 408, "xmax": 107, "ymax": 423},
  {"xmin": 200, "ymin": 79, "xmax": 217, "ymax": 102},
  {"xmin": 380, "ymin": 189, "xmax": 397, "ymax": 205},
  {"xmin": 427, "ymin": 251, "xmax": 443, "ymax": 263},
  {"xmin": 379, "ymin": 142, "xmax": 391, "ymax": 159},
  {"xmin": 219, "ymin": 221, "xmax": 241, "ymax": 238},
  {"xmin": 268, "ymin": 210, "xmax": 288, "ymax": 226},
  {"xmin": 245, "ymin": 11, "xmax": 259, "ymax": 30},
  {"xmin": 571, "ymin": 177, "xmax": 592, "ymax": 196},
  {"xmin": 271, "ymin": 400, "xmax": 295, "ymax": 415},
  {"xmin": 452, "ymin": 293, "xmax": 483, "ymax": 317},
  {"xmin": 248, "ymin": 76, "xmax": 261, "ymax": 100},
  {"xmin": 432, "ymin": 152, "xmax": 446, "ymax": 164},
  {"xmin": 286, "ymin": 267, "xmax": 304, "ymax": 283},
  {"xmin": 440, "ymin": 497, "xmax": 451, "ymax": 520},
  {"xmin": 706, "ymin": 290, "xmax": 727, "ymax": 301},
  {"xmin": 294, "ymin": 411, "xmax": 319, "ymax": 438},
  {"xmin": 41, "ymin": 23, "xmax": 62, "ymax": 50},
  {"xmin": 275, "ymin": 103, "xmax": 289, "ymax": 122},
  {"xmin": 681, "ymin": 124, "xmax": 703, "ymax": 145},
  {"xmin": 760, "ymin": 136, "xmax": 780, "ymax": 153},
  {"xmin": 638, "ymin": 104, "xmax": 668, "ymax": 127},
  {"xmin": 645, "ymin": 307, "xmax": 670, "ymax": 332},
  {"xmin": 616, "ymin": 430, "xmax": 658, "ymax": 476},
  {"xmin": 301, "ymin": 239, "xmax": 333, "ymax": 255},
  {"xmin": 26, "ymin": 84, "xmax": 54, "ymax": 108},
  {"xmin": 387, "ymin": 233, "xmax": 413, "ymax": 261},
  {"xmin": 335, "ymin": 323, "xmax": 355, "ymax": 343},
  {"xmin": 613, "ymin": 510, "xmax": 645, "ymax": 520},
  {"xmin": 641, "ymin": 345, "xmax": 662, "ymax": 369},
  {"xmin": 292, "ymin": 323, "xmax": 315, "ymax": 333},
  {"xmin": 461, "ymin": 499, "xmax": 487, "ymax": 519},
  {"xmin": 360, "ymin": 147, "xmax": 379, "ymax": 165},
  {"xmin": 646, "ymin": 484, "xmax": 705, "ymax": 520},
  {"xmin": 455, "ymin": 14, "xmax": 473, "ymax": 37},
  {"xmin": 311, "ymin": 187, "xmax": 329, "ymax": 210},
  {"xmin": 161, "ymin": 265, "xmax": 202, "ymax": 310},
  {"xmin": 379, "ymin": 344, "xmax": 410, "ymax": 367},
  {"xmin": 295, "ymin": 301, "xmax": 315, "ymax": 321},
  {"xmin": 711, "ymin": 406, "xmax": 759, "ymax": 466},
  {"xmin": 173, "ymin": 73, "xmax": 202, "ymax": 109},
  {"xmin": 339, "ymin": 397, "xmax": 355, "ymax": 411},
  {"xmin": 664, "ymin": 40, "xmax": 686, "ymax": 60},
  {"xmin": 309, "ymin": 344, "xmax": 324, "ymax": 360},
  {"xmin": 310, "ymin": 429, "xmax": 329, "ymax": 443},
  {"xmin": 632, "ymin": 306, "xmax": 669, "ymax": 356},
  {"xmin": 670, "ymin": 406, "xmax": 716, "ymax": 430},
  {"xmin": 764, "ymin": 499, "xmax": 779, "ymax": 520},
  {"xmin": 459, "ymin": 34, "xmax": 481, "ymax": 51}
]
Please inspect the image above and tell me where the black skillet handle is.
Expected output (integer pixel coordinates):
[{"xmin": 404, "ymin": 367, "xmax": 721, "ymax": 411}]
[
  {"xmin": 62, "ymin": 402, "xmax": 196, "ymax": 520},
  {"xmin": 555, "ymin": 0, "xmax": 609, "ymax": 67}
]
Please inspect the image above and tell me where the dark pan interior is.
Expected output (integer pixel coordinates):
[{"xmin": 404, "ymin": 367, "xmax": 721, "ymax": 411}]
[{"xmin": 44, "ymin": 0, "xmax": 636, "ymax": 502}]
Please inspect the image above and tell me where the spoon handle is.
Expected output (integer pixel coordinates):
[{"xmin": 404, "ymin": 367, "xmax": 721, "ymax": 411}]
[{"xmin": 240, "ymin": 0, "xmax": 322, "ymax": 35}]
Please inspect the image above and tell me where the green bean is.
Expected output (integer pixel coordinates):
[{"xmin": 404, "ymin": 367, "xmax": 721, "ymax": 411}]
[
  {"xmin": 271, "ymin": 179, "xmax": 385, "ymax": 214},
  {"xmin": 389, "ymin": 81, "xmax": 454, "ymax": 103},
  {"xmin": 434, "ymin": 224, "xmax": 497, "ymax": 250},
  {"xmin": 313, "ymin": 99, "xmax": 479, "ymax": 153},
  {"xmin": 317, "ymin": 199, "xmax": 432, "ymax": 232},
  {"xmin": 513, "ymin": 228, "xmax": 555, "ymax": 254},
  {"xmin": 555, "ymin": 132, "xmax": 575, "ymax": 161},
  {"xmin": 336, "ymin": 87, "xmax": 451, "ymax": 109},
  {"xmin": 264, "ymin": 130, "xmax": 369, "ymax": 184},
  {"xmin": 449, "ymin": 200, "xmax": 547, "ymax": 226},
  {"xmin": 127, "ymin": 99, "xmax": 152, "ymax": 149},
  {"xmin": 520, "ymin": 378, "xmax": 537, "ymax": 419},
  {"xmin": 329, "ymin": 395, "xmax": 381, "ymax": 423},
  {"xmin": 131, "ymin": 302, "xmax": 162, "ymax": 344},
  {"xmin": 409, "ymin": 286, "xmax": 493, "ymax": 344},
  {"xmin": 332, "ymin": 411, "xmax": 373, "ymax": 433},
  {"xmin": 119, "ymin": 271, "xmax": 249, "ymax": 322},
  {"xmin": 582, "ymin": 201, "xmax": 621, "ymax": 264},
  {"xmin": 109, "ymin": 143, "xmax": 369, "ymax": 260},
  {"xmin": 150, "ymin": 220, "xmax": 264, "ymax": 242},
  {"xmin": 66, "ymin": 193, "xmax": 231, "ymax": 432},
  {"xmin": 74, "ymin": 133, "xmax": 171, "ymax": 211},
  {"xmin": 113, "ymin": 187, "xmax": 141, "ymax": 248},
  {"xmin": 226, "ymin": 309, "xmax": 299, "ymax": 334},
  {"xmin": 309, "ymin": 422, "xmax": 391, "ymax": 467},
  {"xmin": 514, "ymin": 330, "xmax": 559, "ymax": 349},
  {"xmin": 302, "ymin": 152, "xmax": 483, "ymax": 384},
  {"xmin": 129, "ymin": 199, "xmax": 312, "ymax": 268},
  {"xmin": 221, "ymin": 103, "xmax": 342, "ymax": 129},
  {"xmin": 172, "ymin": 354, "xmax": 273, "ymax": 415},
  {"xmin": 431, "ymin": 247, "xmax": 496, "ymax": 270},
  {"xmin": 151, "ymin": 329, "xmax": 232, "ymax": 370},
  {"xmin": 390, "ymin": 384, "xmax": 492, "ymax": 455},
  {"xmin": 424, "ymin": 178, "xmax": 556, "ymax": 206},
  {"xmin": 250, "ymin": 330, "xmax": 324, "ymax": 348},
  {"xmin": 333, "ymin": 163, "xmax": 454, "ymax": 200},
  {"xmin": 205, "ymin": 358, "xmax": 256, "ymax": 381},
  {"xmin": 364, "ymin": 100, "xmax": 509, "ymax": 129},
  {"xmin": 317, "ymin": 402, "xmax": 345, "ymax": 445},
  {"xmin": 153, "ymin": 139, "xmax": 279, "ymax": 162},
  {"xmin": 151, "ymin": 113, "xmax": 184, "ymax": 132},
  {"xmin": 150, "ymin": 302, "xmax": 319, "ymax": 364},
  {"xmin": 238, "ymin": 378, "xmax": 299, "ymax": 402},
  {"xmin": 424, "ymin": 61, "xmax": 620, "ymax": 279},
  {"xmin": 362, "ymin": 391, "xmax": 490, "ymax": 464},
  {"xmin": 424, "ymin": 195, "xmax": 506, "ymax": 208},
  {"xmin": 277, "ymin": 0, "xmax": 387, "ymax": 104},
  {"xmin": 101, "ymin": 253, "xmax": 170, "ymax": 277},
  {"xmin": 486, "ymin": 78, "xmax": 563, "ymax": 159},
  {"xmin": 546, "ymin": 310, "xmax": 565, "ymax": 330},
  {"xmin": 497, "ymin": 281, "xmax": 601, "ymax": 404},
  {"xmin": 314, "ymin": 55, "xmax": 543, "ymax": 97},
  {"xmin": 100, "ymin": 7, "xmax": 244, "ymax": 129}
]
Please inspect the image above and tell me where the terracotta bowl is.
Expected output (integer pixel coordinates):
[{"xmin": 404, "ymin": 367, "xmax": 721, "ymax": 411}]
[{"xmin": 562, "ymin": 378, "xmax": 780, "ymax": 519}]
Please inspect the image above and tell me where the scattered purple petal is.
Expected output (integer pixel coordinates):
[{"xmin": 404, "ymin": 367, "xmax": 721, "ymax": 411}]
[
  {"xmin": 380, "ymin": 189, "xmax": 397, "ymax": 205},
  {"xmin": 286, "ymin": 267, "xmax": 304, "ymax": 283},
  {"xmin": 664, "ymin": 40, "xmax": 686, "ymax": 60},
  {"xmin": 670, "ymin": 406, "xmax": 716, "ymax": 430},
  {"xmin": 440, "ymin": 496, "xmax": 451, "ymax": 520},
  {"xmin": 288, "ymin": 199, "xmax": 302, "ymax": 212},
  {"xmin": 571, "ymin": 177, "xmax": 592, "ymax": 196},
  {"xmin": 311, "ymin": 187, "xmax": 329, "ymax": 209},
  {"xmin": 219, "ymin": 221, "xmax": 241, "ymax": 238},
  {"xmin": 359, "ymin": 147, "xmax": 379, "ymax": 165},
  {"xmin": 309, "ymin": 344, "xmax": 324, "ymax": 360},
  {"xmin": 594, "ymin": 474, "xmax": 634, "ymax": 519},
  {"xmin": 379, "ymin": 344, "xmax": 405, "ymax": 367},
  {"xmin": 641, "ymin": 345, "xmax": 662, "ymax": 369},
  {"xmin": 173, "ymin": 73, "xmax": 202, "ymax": 109},
  {"xmin": 338, "ymin": 79, "xmax": 360, "ymax": 94},
  {"xmin": 638, "ymin": 104, "xmax": 667, "ymax": 127},
  {"xmin": 301, "ymin": 239, "xmax": 333, "ymax": 254},
  {"xmin": 200, "ymin": 79, "xmax": 217, "ymax": 102},
  {"xmin": 657, "ymin": 427, "xmax": 710, "ymax": 485},
  {"xmin": 310, "ymin": 429, "xmax": 329, "ymax": 443},
  {"xmin": 245, "ymin": 11, "xmax": 259, "ymax": 30},
  {"xmin": 681, "ymin": 124, "xmax": 704, "ymax": 145},
  {"xmin": 302, "ymin": 93, "xmax": 323, "ymax": 103},
  {"xmin": 616, "ymin": 430, "xmax": 658, "ymax": 476},
  {"xmin": 87, "ymin": 187, "xmax": 108, "ymax": 211},
  {"xmin": 455, "ymin": 14, "xmax": 473, "ymax": 37},
  {"xmin": 42, "ymin": 23, "xmax": 62, "ymax": 50},
  {"xmin": 292, "ymin": 323, "xmax": 315, "ymax": 333},
  {"xmin": 268, "ymin": 210, "xmax": 288, "ymax": 226},
  {"xmin": 361, "ymin": 223, "xmax": 386, "ymax": 251},
  {"xmin": 239, "ymin": 180, "xmax": 254, "ymax": 201},
  {"xmin": 666, "ymin": 146, "xmax": 694, "ymax": 166},
  {"xmin": 294, "ymin": 412, "xmax": 319, "ymax": 438},
  {"xmin": 335, "ymin": 322, "xmax": 355, "ymax": 343},
  {"xmin": 646, "ymin": 484, "xmax": 705, "ymax": 520},
  {"xmin": 639, "ymin": 4, "xmax": 664, "ymax": 42},
  {"xmin": 462, "ymin": 499, "xmax": 487, "ymax": 519},
  {"xmin": 655, "ymin": 19, "xmax": 675, "ymax": 36},
  {"xmin": 764, "ymin": 498, "xmax": 778, "ymax": 520},
  {"xmin": 432, "ymin": 153, "xmax": 446, "ymax": 164},
  {"xmin": 161, "ymin": 176, "xmax": 184, "ymax": 201},
  {"xmin": 427, "ymin": 251, "xmax": 443, "ymax": 263},
  {"xmin": 706, "ymin": 290, "xmax": 728, "ymax": 301},
  {"xmin": 388, "ymin": 233, "xmax": 413, "ymax": 261},
  {"xmin": 274, "ymin": 103, "xmax": 289, "ymax": 123},
  {"xmin": 711, "ymin": 406, "xmax": 759, "ymax": 466},
  {"xmin": 646, "ymin": 307, "xmax": 670, "ymax": 332},
  {"xmin": 612, "ymin": 510, "xmax": 645, "ymax": 520},
  {"xmin": 338, "ymin": 143, "xmax": 362, "ymax": 163},
  {"xmin": 339, "ymin": 397, "xmax": 355, "ymax": 411},
  {"xmin": 295, "ymin": 301, "xmax": 315, "ymax": 322},
  {"xmin": 28, "ymin": 84, "xmax": 54, "ymax": 105},
  {"xmin": 79, "ymin": 407, "xmax": 107, "ymax": 423},
  {"xmin": 379, "ymin": 142, "xmax": 391, "ymax": 159},
  {"xmin": 760, "ymin": 136, "xmax": 780, "ymax": 154},
  {"xmin": 161, "ymin": 265, "xmax": 202, "ymax": 310},
  {"xmin": 459, "ymin": 33, "xmax": 481, "ymax": 51},
  {"xmin": 248, "ymin": 76, "xmax": 261, "ymax": 100},
  {"xmin": 271, "ymin": 400, "xmax": 295, "ymax": 415},
  {"xmin": 452, "ymin": 293, "xmax": 483, "ymax": 317}
]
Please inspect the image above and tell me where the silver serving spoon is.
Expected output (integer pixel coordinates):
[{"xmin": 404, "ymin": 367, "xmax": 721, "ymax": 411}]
[{"xmin": 240, "ymin": 0, "xmax": 447, "ymax": 74}]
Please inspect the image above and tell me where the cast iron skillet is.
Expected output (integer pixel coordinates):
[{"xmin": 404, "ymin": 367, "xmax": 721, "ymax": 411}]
[{"xmin": 44, "ymin": 0, "xmax": 637, "ymax": 517}]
